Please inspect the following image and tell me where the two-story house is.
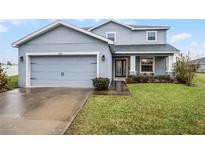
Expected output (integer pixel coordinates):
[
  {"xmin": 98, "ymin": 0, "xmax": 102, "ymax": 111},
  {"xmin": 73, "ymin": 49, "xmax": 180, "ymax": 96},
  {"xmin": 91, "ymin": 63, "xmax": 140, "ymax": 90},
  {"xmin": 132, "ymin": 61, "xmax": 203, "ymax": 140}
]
[{"xmin": 12, "ymin": 20, "xmax": 180, "ymax": 88}]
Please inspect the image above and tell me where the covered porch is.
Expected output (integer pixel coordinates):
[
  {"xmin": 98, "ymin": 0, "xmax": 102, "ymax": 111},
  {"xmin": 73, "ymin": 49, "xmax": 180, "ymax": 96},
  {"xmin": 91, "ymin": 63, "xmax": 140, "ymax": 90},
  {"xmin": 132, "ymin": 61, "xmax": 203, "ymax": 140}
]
[
  {"xmin": 112, "ymin": 44, "xmax": 179, "ymax": 80},
  {"xmin": 112, "ymin": 54, "xmax": 175, "ymax": 80}
]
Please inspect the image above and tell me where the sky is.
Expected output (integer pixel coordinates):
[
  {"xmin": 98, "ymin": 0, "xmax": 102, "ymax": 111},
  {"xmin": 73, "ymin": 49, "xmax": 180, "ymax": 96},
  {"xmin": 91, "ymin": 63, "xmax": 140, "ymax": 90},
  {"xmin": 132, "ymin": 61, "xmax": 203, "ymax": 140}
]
[{"xmin": 0, "ymin": 19, "xmax": 205, "ymax": 63}]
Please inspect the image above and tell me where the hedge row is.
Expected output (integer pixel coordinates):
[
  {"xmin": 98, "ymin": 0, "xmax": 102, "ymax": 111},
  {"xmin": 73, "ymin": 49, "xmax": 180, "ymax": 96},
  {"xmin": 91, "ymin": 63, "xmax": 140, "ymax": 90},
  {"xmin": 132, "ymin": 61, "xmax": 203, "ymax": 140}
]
[{"xmin": 126, "ymin": 75, "xmax": 173, "ymax": 83}]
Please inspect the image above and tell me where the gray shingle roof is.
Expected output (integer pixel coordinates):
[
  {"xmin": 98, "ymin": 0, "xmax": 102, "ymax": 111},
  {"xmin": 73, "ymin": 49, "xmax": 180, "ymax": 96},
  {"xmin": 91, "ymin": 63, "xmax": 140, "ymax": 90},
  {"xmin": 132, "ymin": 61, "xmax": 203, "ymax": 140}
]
[
  {"xmin": 82, "ymin": 24, "xmax": 169, "ymax": 31},
  {"xmin": 129, "ymin": 25, "xmax": 170, "ymax": 30},
  {"xmin": 82, "ymin": 27, "xmax": 92, "ymax": 30},
  {"xmin": 114, "ymin": 44, "xmax": 180, "ymax": 52}
]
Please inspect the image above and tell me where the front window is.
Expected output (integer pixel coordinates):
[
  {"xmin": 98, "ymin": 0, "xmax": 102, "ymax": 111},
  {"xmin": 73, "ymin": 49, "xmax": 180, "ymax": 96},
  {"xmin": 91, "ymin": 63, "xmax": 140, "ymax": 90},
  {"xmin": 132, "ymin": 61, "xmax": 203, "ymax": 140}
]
[
  {"xmin": 106, "ymin": 32, "xmax": 116, "ymax": 42},
  {"xmin": 146, "ymin": 31, "xmax": 157, "ymax": 41},
  {"xmin": 140, "ymin": 58, "xmax": 154, "ymax": 73}
]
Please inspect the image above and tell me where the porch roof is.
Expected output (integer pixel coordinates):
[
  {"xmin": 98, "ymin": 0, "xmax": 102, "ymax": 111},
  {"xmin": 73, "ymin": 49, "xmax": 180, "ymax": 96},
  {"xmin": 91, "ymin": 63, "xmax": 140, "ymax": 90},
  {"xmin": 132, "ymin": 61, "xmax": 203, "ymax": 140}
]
[{"xmin": 114, "ymin": 44, "xmax": 180, "ymax": 54}]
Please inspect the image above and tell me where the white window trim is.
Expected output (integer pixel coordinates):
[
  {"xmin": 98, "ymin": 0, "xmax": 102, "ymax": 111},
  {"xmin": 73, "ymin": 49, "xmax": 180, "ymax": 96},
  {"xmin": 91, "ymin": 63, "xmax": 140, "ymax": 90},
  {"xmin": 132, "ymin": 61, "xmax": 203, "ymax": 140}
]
[
  {"xmin": 106, "ymin": 32, "xmax": 116, "ymax": 42},
  {"xmin": 25, "ymin": 52, "xmax": 100, "ymax": 87},
  {"xmin": 140, "ymin": 57, "xmax": 155, "ymax": 73},
  {"xmin": 146, "ymin": 31, "xmax": 157, "ymax": 42}
]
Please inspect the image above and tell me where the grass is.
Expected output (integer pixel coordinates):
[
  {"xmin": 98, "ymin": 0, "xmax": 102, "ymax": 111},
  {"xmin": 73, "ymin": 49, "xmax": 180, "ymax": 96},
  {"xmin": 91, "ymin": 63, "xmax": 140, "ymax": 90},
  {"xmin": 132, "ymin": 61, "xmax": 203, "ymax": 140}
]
[
  {"xmin": 7, "ymin": 75, "xmax": 18, "ymax": 90},
  {"xmin": 66, "ymin": 73, "xmax": 205, "ymax": 135}
]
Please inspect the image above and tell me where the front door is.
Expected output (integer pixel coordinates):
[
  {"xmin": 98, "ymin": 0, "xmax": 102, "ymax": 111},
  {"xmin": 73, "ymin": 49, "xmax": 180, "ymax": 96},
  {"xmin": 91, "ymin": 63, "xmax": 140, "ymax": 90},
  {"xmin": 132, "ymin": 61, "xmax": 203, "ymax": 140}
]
[{"xmin": 115, "ymin": 60, "xmax": 126, "ymax": 77}]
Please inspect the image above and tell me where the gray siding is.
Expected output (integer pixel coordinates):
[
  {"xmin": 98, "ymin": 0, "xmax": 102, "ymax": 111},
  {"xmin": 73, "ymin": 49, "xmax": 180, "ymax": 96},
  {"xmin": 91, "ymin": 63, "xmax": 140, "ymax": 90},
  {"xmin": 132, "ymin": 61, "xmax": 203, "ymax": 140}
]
[
  {"xmin": 197, "ymin": 64, "xmax": 205, "ymax": 72},
  {"xmin": 136, "ymin": 56, "xmax": 166, "ymax": 75},
  {"xmin": 91, "ymin": 22, "xmax": 167, "ymax": 45},
  {"xmin": 18, "ymin": 25, "xmax": 112, "ymax": 87},
  {"xmin": 92, "ymin": 22, "xmax": 132, "ymax": 44},
  {"xmin": 131, "ymin": 30, "xmax": 167, "ymax": 44},
  {"xmin": 190, "ymin": 57, "xmax": 205, "ymax": 72},
  {"xmin": 155, "ymin": 57, "xmax": 166, "ymax": 75},
  {"xmin": 136, "ymin": 56, "xmax": 140, "ymax": 74}
]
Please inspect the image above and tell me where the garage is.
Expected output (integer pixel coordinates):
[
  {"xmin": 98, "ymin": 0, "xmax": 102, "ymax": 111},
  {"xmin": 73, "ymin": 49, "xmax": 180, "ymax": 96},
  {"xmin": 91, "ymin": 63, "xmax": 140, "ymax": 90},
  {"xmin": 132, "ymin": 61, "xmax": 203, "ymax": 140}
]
[
  {"xmin": 12, "ymin": 21, "xmax": 113, "ymax": 88},
  {"xmin": 30, "ymin": 55, "xmax": 97, "ymax": 88}
]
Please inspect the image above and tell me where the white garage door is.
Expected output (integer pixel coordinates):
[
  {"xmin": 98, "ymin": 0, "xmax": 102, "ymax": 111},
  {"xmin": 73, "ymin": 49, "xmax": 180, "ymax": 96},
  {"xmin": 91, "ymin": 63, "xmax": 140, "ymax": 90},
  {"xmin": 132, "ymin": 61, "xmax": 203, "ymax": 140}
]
[{"xmin": 30, "ymin": 55, "xmax": 97, "ymax": 88}]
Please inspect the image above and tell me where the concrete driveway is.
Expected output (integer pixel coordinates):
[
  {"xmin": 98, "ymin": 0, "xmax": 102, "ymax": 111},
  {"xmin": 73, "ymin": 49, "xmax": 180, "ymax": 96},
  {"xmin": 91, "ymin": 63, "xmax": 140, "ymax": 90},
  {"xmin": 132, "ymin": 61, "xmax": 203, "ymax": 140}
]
[{"xmin": 0, "ymin": 88, "xmax": 92, "ymax": 135}]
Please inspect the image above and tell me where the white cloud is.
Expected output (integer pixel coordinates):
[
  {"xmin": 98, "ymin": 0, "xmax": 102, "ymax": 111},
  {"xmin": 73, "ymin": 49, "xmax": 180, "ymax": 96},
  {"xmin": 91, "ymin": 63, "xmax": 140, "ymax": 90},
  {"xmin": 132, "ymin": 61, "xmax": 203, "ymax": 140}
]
[
  {"xmin": 190, "ymin": 41, "xmax": 198, "ymax": 46},
  {"xmin": 116, "ymin": 19, "xmax": 137, "ymax": 25},
  {"xmin": 184, "ymin": 41, "xmax": 205, "ymax": 59},
  {"xmin": 9, "ymin": 20, "xmax": 24, "ymax": 25},
  {"xmin": 77, "ymin": 19, "xmax": 85, "ymax": 22},
  {"xmin": 0, "ymin": 24, "xmax": 7, "ymax": 32},
  {"xmin": 0, "ymin": 48, "xmax": 18, "ymax": 63},
  {"xmin": 93, "ymin": 19, "xmax": 101, "ymax": 22},
  {"xmin": 0, "ymin": 19, "xmax": 24, "ymax": 26},
  {"xmin": 169, "ymin": 33, "xmax": 192, "ymax": 43},
  {"xmin": 48, "ymin": 19, "xmax": 58, "ymax": 22}
]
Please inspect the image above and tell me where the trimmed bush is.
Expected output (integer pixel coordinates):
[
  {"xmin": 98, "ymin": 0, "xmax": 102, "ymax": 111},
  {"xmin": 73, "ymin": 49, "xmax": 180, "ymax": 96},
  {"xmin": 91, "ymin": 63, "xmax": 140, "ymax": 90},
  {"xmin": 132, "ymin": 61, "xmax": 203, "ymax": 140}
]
[
  {"xmin": 126, "ymin": 75, "xmax": 137, "ymax": 83},
  {"xmin": 92, "ymin": 77, "xmax": 110, "ymax": 90},
  {"xmin": 126, "ymin": 75, "xmax": 172, "ymax": 83},
  {"xmin": 154, "ymin": 75, "xmax": 172, "ymax": 83}
]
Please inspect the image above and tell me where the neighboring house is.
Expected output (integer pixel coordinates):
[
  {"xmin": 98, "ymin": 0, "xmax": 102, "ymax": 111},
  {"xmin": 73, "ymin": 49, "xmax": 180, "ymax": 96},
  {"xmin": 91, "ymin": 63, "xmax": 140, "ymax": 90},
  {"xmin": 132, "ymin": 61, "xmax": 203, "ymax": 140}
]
[
  {"xmin": 12, "ymin": 20, "xmax": 180, "ymax": 88},
  {"xmin": 190, "ymin": 57, "xmax": 205, "ymax": 72}
]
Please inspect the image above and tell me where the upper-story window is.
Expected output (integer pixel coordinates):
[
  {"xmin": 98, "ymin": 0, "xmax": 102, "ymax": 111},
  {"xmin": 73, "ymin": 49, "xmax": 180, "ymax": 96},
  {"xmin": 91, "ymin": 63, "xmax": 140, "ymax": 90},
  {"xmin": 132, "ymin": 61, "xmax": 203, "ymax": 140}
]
[
  {"xmin": 146, "ymin": 31, "xmax": 157, "ymax": 41},
  {"xmin": 106, "ymin": 32, "xmax": 116, "ymax": 42}
]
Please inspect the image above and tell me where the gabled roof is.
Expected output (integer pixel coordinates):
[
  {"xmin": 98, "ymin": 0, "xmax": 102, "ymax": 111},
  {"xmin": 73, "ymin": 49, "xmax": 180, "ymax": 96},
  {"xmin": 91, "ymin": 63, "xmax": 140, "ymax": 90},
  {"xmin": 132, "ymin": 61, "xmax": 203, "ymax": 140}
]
[
  {"xmin": 82, "ymin": 26, "xmax": 92, "ymax": 30},
  {"xmin": 88, "ymin": 19, "xmax": 170, "ymax": 31},
  {"xmin": 88, "ymin": 20, "xmax": 134, "ymax": 31},
  {"xmin": 114, "ymin": 44, "xmax": 180, "ymax": 53},
  {"xmin": 12, "ymin": 20, "xmax": 113, "ymax": 47},
  {"xmin": 129, "ymin": 24, "xmax": 170, "ymax": 30}
]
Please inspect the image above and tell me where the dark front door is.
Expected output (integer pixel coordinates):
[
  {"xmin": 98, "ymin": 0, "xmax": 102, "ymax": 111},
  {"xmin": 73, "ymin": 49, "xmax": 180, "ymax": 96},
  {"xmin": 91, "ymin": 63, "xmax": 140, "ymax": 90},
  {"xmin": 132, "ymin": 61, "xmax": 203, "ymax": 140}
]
[{"xmin": 115, "ymin": 60, "xmax": 126, "ymax": 77}]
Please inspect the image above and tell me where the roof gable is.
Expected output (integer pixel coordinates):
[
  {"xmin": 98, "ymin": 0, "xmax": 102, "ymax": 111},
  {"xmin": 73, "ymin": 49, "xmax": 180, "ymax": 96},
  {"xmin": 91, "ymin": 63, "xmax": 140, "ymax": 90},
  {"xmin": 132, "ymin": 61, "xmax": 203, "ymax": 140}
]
[
  {"xmin": 88, "ymin": 19, "xmax": 170, "ymax": 31},
  {"xmin": 12, "ymin": 21, "xmax": 113, "ymax": 47},
  {"xmin": 88, "ymin": 20, "xmax": 134, "ymax": 31}
]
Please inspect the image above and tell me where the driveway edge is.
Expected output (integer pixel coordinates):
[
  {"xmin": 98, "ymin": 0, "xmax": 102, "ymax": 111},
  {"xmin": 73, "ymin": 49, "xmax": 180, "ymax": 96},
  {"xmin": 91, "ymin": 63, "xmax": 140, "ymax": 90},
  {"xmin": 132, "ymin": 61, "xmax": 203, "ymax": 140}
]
[{"xmin": 61, "ymin": 95, "xmax": 90, "ymax": 135}]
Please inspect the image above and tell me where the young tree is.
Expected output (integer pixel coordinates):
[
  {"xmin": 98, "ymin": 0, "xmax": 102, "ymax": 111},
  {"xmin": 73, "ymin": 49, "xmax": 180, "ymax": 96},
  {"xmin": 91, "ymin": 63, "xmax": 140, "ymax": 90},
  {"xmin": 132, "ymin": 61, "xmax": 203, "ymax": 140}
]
[
  {"xmin": 0, "ymin": 64, "xmax": 8, "ymax": 91},
  {"xmin": 174, "ymin": 54, "xmax": 197, "ymax": 86}
]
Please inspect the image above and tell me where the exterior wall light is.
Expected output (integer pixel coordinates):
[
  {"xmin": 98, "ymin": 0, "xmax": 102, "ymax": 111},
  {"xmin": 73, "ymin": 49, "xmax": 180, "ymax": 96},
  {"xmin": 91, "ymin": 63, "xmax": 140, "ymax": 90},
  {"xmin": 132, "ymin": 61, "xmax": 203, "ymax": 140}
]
[
  {"xmin": 101, "ymin": 55, "xmax": 105, "ymax": 61},
  {"xmin": 20, "ymin": 56, "xmax": 24, "ymax": 62}
]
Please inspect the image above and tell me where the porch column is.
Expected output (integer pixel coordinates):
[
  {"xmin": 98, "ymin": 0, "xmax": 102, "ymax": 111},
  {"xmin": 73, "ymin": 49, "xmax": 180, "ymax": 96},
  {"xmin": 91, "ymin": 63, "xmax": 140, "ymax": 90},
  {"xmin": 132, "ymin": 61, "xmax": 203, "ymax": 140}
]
[
  {"xmin": 129, "ymin": 56, "xmax": 137, "ymax": 75},
  {"xmin": 166, "ymin": 55, "xmax": 174, "ymax": 73}
]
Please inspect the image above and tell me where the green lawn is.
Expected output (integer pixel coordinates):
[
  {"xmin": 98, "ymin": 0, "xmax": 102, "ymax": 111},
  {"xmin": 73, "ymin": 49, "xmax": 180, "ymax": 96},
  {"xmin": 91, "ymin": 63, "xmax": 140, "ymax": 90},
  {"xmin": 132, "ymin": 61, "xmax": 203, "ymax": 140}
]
[
  {"xmin": 7, "ymin": 75, "xmax": 18, "ymax": 90},
  {"xmin": 66, "ymin": 73, "xmax": 205, "ymax": 135}
]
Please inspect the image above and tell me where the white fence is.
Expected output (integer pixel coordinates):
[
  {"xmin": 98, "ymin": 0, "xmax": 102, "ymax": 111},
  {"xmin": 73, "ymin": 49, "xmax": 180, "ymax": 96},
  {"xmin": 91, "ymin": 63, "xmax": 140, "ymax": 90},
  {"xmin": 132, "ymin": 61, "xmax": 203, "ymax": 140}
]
[{"xmin": 1, "ymin": 65, "xmax": 18, "ymax": 76}]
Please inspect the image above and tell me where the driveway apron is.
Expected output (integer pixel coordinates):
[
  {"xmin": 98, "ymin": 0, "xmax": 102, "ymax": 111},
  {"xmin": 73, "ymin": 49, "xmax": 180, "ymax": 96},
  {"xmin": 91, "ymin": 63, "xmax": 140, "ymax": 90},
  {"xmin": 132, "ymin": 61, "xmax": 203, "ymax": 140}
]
[{"xmin": 0, "ymin": 88, "xmax": 92, "ymax": 135}]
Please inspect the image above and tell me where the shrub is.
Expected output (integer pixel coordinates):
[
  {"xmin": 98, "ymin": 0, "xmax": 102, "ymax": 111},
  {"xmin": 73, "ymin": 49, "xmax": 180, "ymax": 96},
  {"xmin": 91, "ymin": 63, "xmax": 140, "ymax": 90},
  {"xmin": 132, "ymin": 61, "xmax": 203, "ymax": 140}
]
[
  {"xmin": 137, "ymin": 75, "xmax": 150, "ymax": 83},
  {"xmin": 135, "ymin": 75, "xmax": 152, "ymax": 83},
  {"xmin": 174, "ymin": 54, "xmax": 197, "ymax": 86},
  {"xmin": 0, "ymin": 65, "xmax": 8, "ymax": 92},
  {"xmin": 92, "ymin": 77, "xmax": 110, "ymax": 90},
  {"xmin": 126, "ymin": 75, "xmax": 137, "ymax": 83},
  {"xmin": 135, "ymin": 75, "xmax": 143, "ymax": 83},
  {"xmin": 127, "ymin": 74, "xmax": 172, "ymax": 83},
  {"xmin": 154, "ymin": 75, "xmax": 171, "ymax": 83}
]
